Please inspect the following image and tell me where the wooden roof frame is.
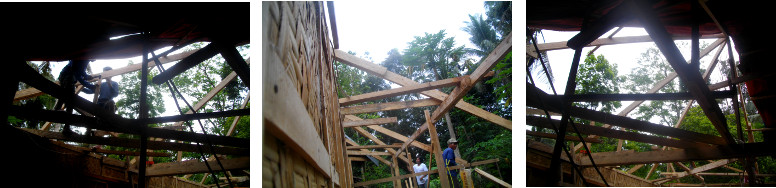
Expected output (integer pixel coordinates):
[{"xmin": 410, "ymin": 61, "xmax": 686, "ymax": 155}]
[{"xmin": 525, "ymin": 0, "xmax": 774, "ymax": 186}]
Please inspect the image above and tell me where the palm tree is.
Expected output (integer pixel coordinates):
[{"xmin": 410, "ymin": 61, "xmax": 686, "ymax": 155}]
[{"xmin": 462, "ymin": 14, "xmax": 499, "ymax": 58}]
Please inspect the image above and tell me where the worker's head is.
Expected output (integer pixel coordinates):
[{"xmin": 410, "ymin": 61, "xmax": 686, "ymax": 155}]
[
  {"xmin": 103, "ymin": 66, "xmax": 112, "ymax": 72},
  {"xmin": 416, "ymin": 157, "xmax": 421, "ymax": 164},
  {"xmin": 447, "ymin": 138, "xmax": 458, "ymax": 149}
]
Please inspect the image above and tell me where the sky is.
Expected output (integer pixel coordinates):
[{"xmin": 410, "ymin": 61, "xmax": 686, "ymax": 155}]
[{"xmin": 331, "ymin": 1, "xmax": 489, "ymax": 63}]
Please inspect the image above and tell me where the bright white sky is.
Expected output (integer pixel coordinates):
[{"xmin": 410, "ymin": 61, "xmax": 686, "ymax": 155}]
[{"xmin": 330, "ymin": 1, "xmax": 489, "ymax": 63}]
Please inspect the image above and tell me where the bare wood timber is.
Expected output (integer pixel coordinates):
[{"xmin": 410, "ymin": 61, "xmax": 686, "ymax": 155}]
[
  {"xmin": 14, "ymin": 48, "xmax": 200, "ymax": 101},
  {"xmin": 333, "ymin": 48, "xmax": 511, "ymax": 129},
  {"xmin": 526, "ymin": 130, "xmax": 602, "ymax": 143},
  {"xmin": 426, "ymin": 110, "xmax": 451, "ymax": 188},
  {"xmin": 341, "ymin": 98, "xmax": 440, "ymax": 115},
  {"xmin": 342, "ymin": 117, "xmax": 398, "ymax": 128},
  {"xmin": 339, "ymin": 76, "xmax": 462, "ymax": 106},
  {"xmin": 474, "ymin": 168, "xmax": 511, "ymax": 188},
  {"xmin": 344, "ymin": 115, "xmax": 431, "ymax": 152},
  {"xmin": 347, "ymin": 144, "xmax": 402, "ymax": 150},
  {"xmin": 347, "ymin": 150, "xmax": 392, "ymax": 156},
  {"xmin": 143, "ymin": 157, "xmax": 249, "ymax": 177}
]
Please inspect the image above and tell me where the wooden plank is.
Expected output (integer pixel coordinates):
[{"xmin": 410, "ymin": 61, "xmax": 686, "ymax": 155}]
[
  {"xmin": 14, "ymin": 48, "xmax": 200, "ymax": 101},
  {"xmin": 144, "ymin": 109, "xmax": 249, "ymax": 124},
  {"xmin": 551, "ymin": 91, "xmax": 733, "ymax": 102},
  {"xmin": 526, "ymin": 130, "xmax": 602, "ymax": 143},
  {"xmin": 632, "ymin": 0, "xmax": 736, "ymax": 145},
  {"xmin": 347, "ymin": 150, "xmax": 392, "ymax": 156},
  {"xmin": 339, "ymin": 77, "xmax": 462, "ymax": 106},
  {"xmin": 342, "ymin": 117, "xmax": 397, "ymax": 128},
  {"xmin": 344, "ymin": 138, "xmax": 392, "ymax": 166},
  {"xmin": 346, "ymin": 144, "xmax": 402, "ymax": 150},
  {"xmin": 333, "ymin": 50, "xmax": 511, "ymax": 130},
  {"xmin": 526, "ymin": 116, "xmax": 708, "ymax": 149},
  {"xmin": 216, "ymin": 42, "xmax": 251, "ymax": 87},
  {"xmin": 263, "ymin": 48, "xmax": 332, "ymax": 178},
  {"xmin": 474, "ymin": 168, "xmax": 511, "ymax": 188},
  {"xmin": 345, "ymin": 115, "xmax": 431, "ymax": 152},
  {"xmin": 674, "ymin": 162, "xmax": 705, "ymax": 181},
  {"xmin": 661, "ymin": 172, "xmax": 776, "ymax": 177},
  {"xmin": 341, "ymin": 98, "xmax": 440, "ymax": 115},
  {"xmin": 665, "ymin": 159, "xmax": 734, "ymax": 179},
  {"xmin": 575, "ymin": 142, "xmax": 776, "ymax": 166},
  {"xmin": 349, "ymin": 126, "xmax": 412, "ymax": 164},
  {"xmin": 532, "ymin": 34, "xmax": 725, "ymax": 52},
  {"xmin": 326, "ymin": 1, "xmax": 339, "ymax": 49},
  {"xmin": 348, "ymin": 157, "xmax": 368, "ymax": 162},
  {"xmin": 144, "ymin": 157, "xmax": 249, "ymax": 177},
  {"xmin": 395, "ymin": 38, "xmax": 513, "ymax": 156},
  {"xmin": 527, "ymin": 85, "xmax": 727, "ymax": 145},
  {"xmin": 426, "ymin": 110, "xmax": 451, "ymax": 188},
  {"xmin": 20, "ymin": 128, "xmax": 249, "ymax": 155},
  {"xmin": 353, "ymin": 158, "xmax": 499, "ymax": 187},
  {"xmin": 152, "ymin": 42, "xmax": 221, "ymax": 85}
]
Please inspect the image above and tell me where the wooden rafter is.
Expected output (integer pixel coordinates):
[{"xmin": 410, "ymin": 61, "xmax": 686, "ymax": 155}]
[
  {"xmin": 344, "ymin": 138, "xmax": 392, "ymax": 166},
  {"xmin": 631, "ymin": 0, "xmax": 736, "ymax": 146},
  {"xmin": 143, "ymin": 157, "xmax": 249, "ymax": 177},
  {"xmin": 339, "ymin": 76, "xmax": 462, "ymax": 106},
  {"xmin": 393, "ymin": 33, "xmax": 511, "ymax": 158},
  {"xmin": 333, "ymin": 48, "xmax": 511, "ymax": 129},
  {"xmin": 345, "ymin": 115, "xmax": 431, "ymax": 152},
  {"xmin": 342, "ymin": 117, "xmax": 397, "ymax": 128},
  {"xmin": 527, "ymin": 116, "xmax": 708, "ymax": 149},
  {"xmin": 526, "ymin": 130, "xmax": 602, "ymax": 143},
  {"xmin": 340, "ymin": 98, "xmax": 440, "ymax": 115},
  {"xmin": 528, "ymin": 84, "xmax": 726, "ymax": 145}
]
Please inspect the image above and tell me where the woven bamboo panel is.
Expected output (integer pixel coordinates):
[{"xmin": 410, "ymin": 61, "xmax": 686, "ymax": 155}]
[
  {"xmin": 264, "ymin": 1, "xmax": 346, "ymax": 187},
  {"xmin": 148, "ymin": 176, "xmax": 209, "ymax": 188}
]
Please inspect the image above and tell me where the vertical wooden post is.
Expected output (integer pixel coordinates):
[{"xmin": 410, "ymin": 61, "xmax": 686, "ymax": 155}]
[
  {"xmin": 392, "ymin": 156, "xmax": 400, "ymax": 188},
  {"xmin": 444, "ymin": 113, "xmax": 462, "ymax": 158},
  {"xmin": 426, "ymin": 110, "xmax": 450, "ymax": 188},
  {"xmin": 138, "ymin": 33, "xmax": 149, "ymax": 188}
]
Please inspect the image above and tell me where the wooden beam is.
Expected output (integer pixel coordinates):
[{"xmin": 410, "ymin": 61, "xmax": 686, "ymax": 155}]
[
  {"xmin": 342, "ymin": 117, "xmax": 398, "ymax": 128},
  {"xmin": 353, "ymin": 158, "xmax": 499, "ymax": 187},
  {"xmin": 344, "ymin": 115, "xmax": 431, "ymax": 152},
  {"xmin": 631, "ymin": 0, "xmax": 736, "ymax": 145},
  {"xmin": 349, "ymin": 125, "xmax": 412, "ymax": 164},
  {"xmin": 339, "ymin": 76, "xmax": 462, "ymax": 106},
  {"xmin": 152, "ymin": 42, "xmax": 220, "ymax": 85},
  {"xmin": 344, "ymin": 138, "xmax": 392, "ymax": 166},
  {"xmin": 550, "ymin": 91, "xmax": 734, "ymax": 102},
  {"xmin": 347, "ymin": 144, "xmax": 403, "ymax": 150},
  {"xmin": 426, "ymin": 110, "xmax": 451, "ymax": 188},
  {"xmin": 348, "ymin": 157, "xmax": 368, "ymax": 162},
  {"xmin": 264, "ymin": 49, "xmax": 332, "ymax": 178},
  {"xmin": 661, "ymin": 172, "xmax": 776, "ymax": 177},
  {"xmin": 14, "ymin": 48, "xmax": 200, "ymax": 101},
  {"xmin": 532, "ymin": 34, "xmax": 725, "ymax": 52},
  {"xmin": 474, "ymin": 168, "xmax": 511, "ymax": 188},
  {"xmin": 576, "ymin": 142, "xmax": 776, "ymax": 166},
  {"xmin": 144, "ymin": 157, "xmax": 249, "ymax": 177},
  {"xmin": 50, "ymin": 141, "xmax": 171, "ymax": 157},
  {"xmin": 216, "ymin": 42, "xmax": 250, "ymax": 88},
  {"xmin": 674, "ymin": 162, "xmax": 705, "ymax": 181},
  {"xmin": 347, "ymin": 150, "xmax": 392, "ymax": 156},
  {"xmin": 144, "ymin": 109, "xmax": 249, "ymax": 124},
  {"xmin": 395, "ymin": 34, "xmax": 512, "ymax": 156},
  {"xmin": 326, "ymin": 1, "xmax": 339, "ymax": 49},
  {"xmin": 526, "ymin": 130, "xmax": 602, "ymax": 143},
  {"xmin": 341, "ymin": 98, "xmax": 440, "ymax": 115},
  {"xmin": 526, "ymin": 116, "xmax": 708, "ymax": 149},
  {"xmin": 664, "ymin": 159, "xmax": 735, "ymax": 179},
  {"xmin": 21, "ymin": 128, "xmax": 249, "ymax": 156},
  {"xmin": 527, "ymin": 85, "xmax": 726, "ymax": 145},
  {"xmin": 333, "ymin": 49, "xmax": 511, "ymax": 130}
]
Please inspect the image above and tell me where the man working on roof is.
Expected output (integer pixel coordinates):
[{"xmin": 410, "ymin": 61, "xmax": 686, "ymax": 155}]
[
  {"xmin": 54, "ymin": 60, "xmax": 98, "ymax": 135},
  {"xmin": 95, "ymin": 66, "xmax": 119, "ymax": 114},
  {"xmin": 443, "ymin": 138, "xmax": 462, "ymax": 188}
]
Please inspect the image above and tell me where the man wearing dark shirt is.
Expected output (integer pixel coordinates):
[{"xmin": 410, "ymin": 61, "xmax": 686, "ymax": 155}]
[{"xmin": 443, "ymin": 138, "xmax": 461, "ymax": 188}]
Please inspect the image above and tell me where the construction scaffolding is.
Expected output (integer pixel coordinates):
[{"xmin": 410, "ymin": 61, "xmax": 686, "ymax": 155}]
[
  {"xmin": 262, "ymin": 1, "xmax": 513, "ymax": 188},
  {"xmin": 4, "ymin": 3, "xmax": 249, "ymax": 187},
  {"xmin": 527, "ymin": 0, "xmax": 776, "ymax": 186}
]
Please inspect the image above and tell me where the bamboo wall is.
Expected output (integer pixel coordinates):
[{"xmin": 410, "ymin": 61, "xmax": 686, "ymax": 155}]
[{"xmin": 263, "ymin": 1, "xmax": 348, "ymax": 187}]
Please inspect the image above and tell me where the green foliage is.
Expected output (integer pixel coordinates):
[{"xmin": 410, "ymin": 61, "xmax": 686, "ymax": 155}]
[
  {"xmin": 484, "ymin": 1, "xmax": 511, "ymax": 37},
  {"xmin": 463, "ymin": 14, "xmax": 499, "ymax": 57},
  {"xmin": 402, "ymin": 30, "xmax": 465, "ymax": 81},
  {"xmin": 575, "ymin": 54, "xmax": 623, "ymax": 113}
]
